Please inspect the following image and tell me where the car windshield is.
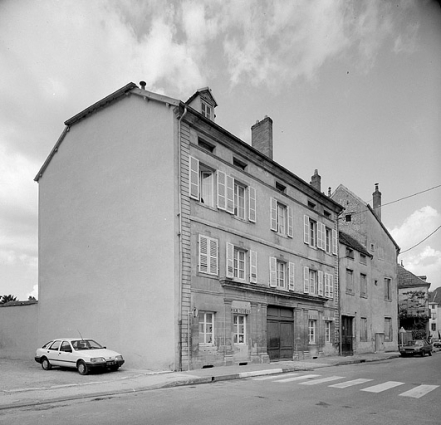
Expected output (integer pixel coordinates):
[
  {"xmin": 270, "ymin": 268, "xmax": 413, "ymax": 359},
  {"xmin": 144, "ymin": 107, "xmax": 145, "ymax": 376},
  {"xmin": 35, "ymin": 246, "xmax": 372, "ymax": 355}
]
[
  {"xmin": 407, "ymin": 340, "xmax": 422, "ymax": 346},
  {"xmin": 71, "ymin": 339, "xmax": 103, "ymax": 351}
]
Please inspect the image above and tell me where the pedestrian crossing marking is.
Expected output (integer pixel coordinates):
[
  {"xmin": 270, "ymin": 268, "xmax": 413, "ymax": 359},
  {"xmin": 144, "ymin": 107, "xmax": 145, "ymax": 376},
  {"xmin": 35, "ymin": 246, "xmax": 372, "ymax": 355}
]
[
  {"xmin": 252, "ymin": 372, "xmax": 299, "ymax": 381},
  {"xmin": 399, "ymin": 385, "xmax": 439, "ymax": 399},
  {"xmin": 275, "ymin": 374, "xmax": 320, "ymax": 383},
  {"xmin": 360, "ymin": 381, "xmax": 404, "ymax": 393},
  {"xmin": 300, "ymin": 376, "xmax": 344, "ymax": 385},
  {"xmin": 329, "ymin": 378, "xmax": 373, "ymax": 388}
]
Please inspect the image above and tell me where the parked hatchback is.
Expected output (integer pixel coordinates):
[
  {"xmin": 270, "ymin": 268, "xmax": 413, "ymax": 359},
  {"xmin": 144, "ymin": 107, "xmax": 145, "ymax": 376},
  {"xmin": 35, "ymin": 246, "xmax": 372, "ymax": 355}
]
[
  {"xmin": 35, "ymin": 338, "xmax": 125, "ymax": 375},
  {"xmin": 399, "ymin": 339, "xmax": 432, "ymax": 357}
]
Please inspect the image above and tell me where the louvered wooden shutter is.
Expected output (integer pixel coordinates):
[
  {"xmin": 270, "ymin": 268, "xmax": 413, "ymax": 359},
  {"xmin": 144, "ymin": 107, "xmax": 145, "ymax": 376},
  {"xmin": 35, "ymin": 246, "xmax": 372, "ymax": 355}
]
[
  {"xmin": 249, "ymin": 187, "xmax": 256, "ymax": 223},
  {"xmin": 329, "ymin": 274, "xmax": 334, "ymax": 298},
  {"xmin": 189, "ymin": 156, "xmax": 199, "ymax": 199},
  {"xmin": 270, "ymin": 198, "xmax": 277, "ymax": 231},
  {"xmin": 288, "ymin": 262, "xmax": 295, "ymax": 291},
  {"xmin": 318, "ymin": 271, "xmax": 324, "ymax": 296},
  {"xmin": 332, "ymin": 229, "xmax": 338, "ymax": 255},
  {"xmin": 287, "ymin": 206, "xmax": 293, "ymax": 237},
  {"xmin": 226, "ymin": 175, "xmax": 235, "ymax": 214},
  {"xmin": 269, "ymin": 257, "xmax": 277, "ymax": 287},
  {"xmin": 199, "ymin": 235, "xmax": 208, "ymax": 273},
  {"xmin": 226, "ymin": 243, "xmax": 234, "ymax": 278},
  {"xmin": 304, "ymin": 215, "xmax": 310, "ymax": 244},
  {"xmin": 250, "ymin": 251, "xmax": 257, "ymax": 283},
  {"xmin": 303, "ymin": 266, "xmax": 309, "ymax": 293},
  {"xmin": 209, "ymin": 238, "xmax": 218, "ymax": 275},
  {"xmin": 217, "ymin": 171, "xmax": 226, "ymax": 210}
]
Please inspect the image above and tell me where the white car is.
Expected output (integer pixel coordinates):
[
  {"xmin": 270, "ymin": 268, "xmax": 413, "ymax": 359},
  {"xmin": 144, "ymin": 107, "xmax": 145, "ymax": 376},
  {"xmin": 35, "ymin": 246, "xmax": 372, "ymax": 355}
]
[{"xmin": 35, "ymin": 338, "xmax": 125, "ymax": 375}]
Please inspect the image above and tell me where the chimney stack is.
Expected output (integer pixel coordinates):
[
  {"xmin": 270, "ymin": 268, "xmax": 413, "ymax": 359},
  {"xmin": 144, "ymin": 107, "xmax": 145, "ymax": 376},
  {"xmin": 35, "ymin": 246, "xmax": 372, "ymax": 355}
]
[
  {"xmin": 373, "ymin": 183, "xmax": 382, "ymax": 220},
  {"xmin": 251, "ymin": 116, "xmax": 273, "ymax": 159},
  {"xmin": 310, "ymin": 169, "xmax": 321, "ymax": 192},
  {"xmin": 139, "ymin": 81, "xmax": 146, "ymax": 90}
]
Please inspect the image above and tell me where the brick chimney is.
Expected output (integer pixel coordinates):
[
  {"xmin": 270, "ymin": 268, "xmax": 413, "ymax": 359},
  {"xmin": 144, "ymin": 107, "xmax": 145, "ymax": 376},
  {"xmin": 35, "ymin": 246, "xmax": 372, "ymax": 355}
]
[
  {"xmin": 310, "ymin": 169, "xmax": 321, "ymax": 192},
  {"xmin": 373, "ymin": 183, "xmax": 382, "ymax": 220},
  {"xmin": 251, "ymin": 116, "xmax": 273, "ymax": 159}
]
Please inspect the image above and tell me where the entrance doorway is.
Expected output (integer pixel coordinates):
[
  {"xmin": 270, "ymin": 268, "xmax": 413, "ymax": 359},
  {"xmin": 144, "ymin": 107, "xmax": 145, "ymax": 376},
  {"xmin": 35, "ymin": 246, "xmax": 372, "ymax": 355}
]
[
  {"xmin": 267, "ymin": 306, "xmax": 294, "ymax": 361},
  {"xmin": 341, "ymin": 316, "xmax": 354, "ymax": 355}
]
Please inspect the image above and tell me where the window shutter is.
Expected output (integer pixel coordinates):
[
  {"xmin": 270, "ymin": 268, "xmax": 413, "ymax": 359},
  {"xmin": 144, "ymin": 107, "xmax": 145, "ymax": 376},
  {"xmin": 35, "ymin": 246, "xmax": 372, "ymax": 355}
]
[
  {"xmin": 329, "ymin": 274, "xmax": 334, "ymax": 298},
  {"xmin": 250, "ymin": 250, "xmax": 257, "ymax": 283},
  {"xmin": 217, "ymin": 171, "xmax": 226, "ymax": 210},
  {"xmin": 304, "ymin": 215, "xmax": 310, "ymax": 244},
  {"xmin": 288, "ymin": 262, "xmax": 295, "ymax": 291},
  {"xmin": 209, "ymin": 238, "xmax": 218, "ymax": 275},
  {"xmin": 318, "ymin": 271, "xmax": 324, "ymax": 296},
  {"xmin": 226, "ymin": 243, "xmax": 234, "ymax": 278},
  {"xmin": 324, "ymin": 273, "xmax": 329, "ymax": 297},
  {"xmin": 226, "ymin": 175, "xmax": 235, "ymax": 214},
  {"xmin": 303, "ymin": 266, "xmax": 309, "ymax": 293},
  {"xmin": 269, "ymin": 257, "xmax": 277, "ymax": 287},
  {"xmin": 332, "ymin": 229, "xmax": 338, "ymax": 255},
  {"xmin": 287, "ymin": 206, "xmax": 293, "ymax": 238},
  {"xmin": 199, "ymin": 235, "xmax": 208, "ymax": 273},
  {"xmin": 270, "ymin": 198, "xmax": 277, "ymax": 231},
  {"xmin": 317, "ymin": 223, "xmax": 324, "ymax": 250},
  {"xmin": 249, "ymin": 187, "xmax": 257, "ymax": 223},
  {"xmin": 189, "ymin": 156, "xmax": 199, "ymax": 200}
]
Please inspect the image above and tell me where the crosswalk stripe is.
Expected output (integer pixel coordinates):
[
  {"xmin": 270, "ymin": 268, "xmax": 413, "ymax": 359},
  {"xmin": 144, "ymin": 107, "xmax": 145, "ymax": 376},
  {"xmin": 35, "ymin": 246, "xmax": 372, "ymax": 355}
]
[
  {"xmin": 276, "ymin": 374, "xmax": 321, "ymax": 383},
  {"xmin": 252, "ymin": 372, "xmax": 299, "ymax": 381},
  {"xmin": 361, "ymin": 381, "xmax": 404, "ymax": 393},
  {"xmin": 329, "ymin": 378, "xmax": 374, "ymax": 388},
  {"xmin": 399, "ymin": 385, "xmax": 439, "ymax": 399},
  {"xmin": 300, "ymin": 376, "xmax": 344, "ymax": 385}
]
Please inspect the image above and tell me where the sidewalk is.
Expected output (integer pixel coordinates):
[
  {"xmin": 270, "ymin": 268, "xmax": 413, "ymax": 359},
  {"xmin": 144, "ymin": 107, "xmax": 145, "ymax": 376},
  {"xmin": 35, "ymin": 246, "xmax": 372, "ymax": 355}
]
[{"xmin": 0, "ymin": 352, "xmax": 401, "ymax": 411}]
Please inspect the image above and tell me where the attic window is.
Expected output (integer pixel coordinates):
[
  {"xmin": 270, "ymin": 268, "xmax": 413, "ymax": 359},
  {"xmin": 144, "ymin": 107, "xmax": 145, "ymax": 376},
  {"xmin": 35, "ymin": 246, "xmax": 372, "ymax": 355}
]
[
  {"xmin": 233, "ymin": 157, "xmax": 247, "ymax": 170},
  {"xmin": 324, "ymin": 210, "xmax": 331, "ymax": 218},
  {"xmin": 345, "ymin": 214, "xmax": 352, "ymax": 222},
  {"xmin": 198, "ymin": 138, "xmax": 215, "ymax": 153},
  {"xmin": 276, "ymin": 182, "xmax": 286, "ymax": 193},
  {"xmin": 201, "ymin": 101, "xmax": 213, "ymax": 120},
  {"xmin": 308, "ymin": 201, "xmax": 316, "ymax": 209}
]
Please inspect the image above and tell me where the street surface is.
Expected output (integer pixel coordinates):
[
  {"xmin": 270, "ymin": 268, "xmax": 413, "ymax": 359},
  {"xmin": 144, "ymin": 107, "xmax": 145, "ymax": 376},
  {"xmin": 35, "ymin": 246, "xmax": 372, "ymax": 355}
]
[{"xmin": 1, "ymin": 354, "xmax": 440, "ymax": 425}]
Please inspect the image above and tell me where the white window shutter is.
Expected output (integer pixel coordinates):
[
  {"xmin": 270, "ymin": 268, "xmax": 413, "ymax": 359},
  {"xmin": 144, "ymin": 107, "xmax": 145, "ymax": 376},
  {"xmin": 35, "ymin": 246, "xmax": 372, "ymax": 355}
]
[
  {"xmin": 287, "ymin": 206, "xmax": 293, "ymax": 238},
  {"xmin": 288, "ymin": 262, "xmax": 295, "ymax": 291},
  {"xmin": 217, "ymin": 171, "xmax": 226, "ymax": 210},
  {"xmin": 332, "ymin": 229, "xmax": 338, "ymax": 255},
  {"xmin": 250, "ymin": 250, "xmax": 257, "ymax": 283},
  {"xmin": 249, "ymin": 187, "xmax": 257, "ymax": 223},
  {"xmin": 324, "ymin": 273, "xmax": 329, "ymax": 297},
  {"xmin": 318, "ymin": 271, "xmax": 324, "ymax": 296},
  {"xmin": 317, "ymin": 223, "xmax": 324, "ymax": 250},
  {"xmin": 189, "ymin": 156, "xmax": 199, "ymax": 200},
  {"xmin": 304, "ymin": 215, "xmax": 310, "ymax": 244},
  {"xmin": 199, "ymin": 235, "xmax": 208, "ymax": 273},
  {"xmin": 303, "ymin": 266, "xmax": 309, "ymax": 293},
  {"xmin": 270, "ymin": 198, "xmax": 277, "ymax": 231},
  {"xmin": 209, "ymin": 238, "xmax": 218, "ymax": 275},
  {"xmin": 226, "ymin": 175, "xmax": 235, "ymax": 214},
  {"xmin": 329, "ymin": 274, "xmax": 334, "ymax": 298},
  {"xmin": 269, "ymin": 257, "xmax": 277, "ymax": 287},
  {"xmin": 226, "ymin": 243, "xmax": 234, "ymax": 278}
]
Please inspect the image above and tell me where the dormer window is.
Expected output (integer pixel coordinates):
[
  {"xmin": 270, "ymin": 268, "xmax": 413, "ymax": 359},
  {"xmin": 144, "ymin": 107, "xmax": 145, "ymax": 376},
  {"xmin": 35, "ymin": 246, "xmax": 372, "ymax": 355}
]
[{"xmin": 201, "ymin": 101, "xmax": 213, "ymax": 120}]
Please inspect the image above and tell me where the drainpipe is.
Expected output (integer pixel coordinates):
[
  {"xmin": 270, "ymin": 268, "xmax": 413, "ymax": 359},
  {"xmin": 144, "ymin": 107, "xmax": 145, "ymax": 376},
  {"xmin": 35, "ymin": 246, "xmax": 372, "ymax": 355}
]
[{"xmin": 177, "ymin": 106, "xmax": 187, "ymax": 372}]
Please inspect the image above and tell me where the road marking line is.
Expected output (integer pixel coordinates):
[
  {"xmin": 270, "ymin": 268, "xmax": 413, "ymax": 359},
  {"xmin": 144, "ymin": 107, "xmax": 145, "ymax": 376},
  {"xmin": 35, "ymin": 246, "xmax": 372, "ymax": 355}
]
[
  {"xmin": 329, "ymin": 378, "xmax": 373, "ymax": 388},
  {"xmin": 276, "ymin": 374, "xmax": 321, "ymax": 383},
  {"xmin": 361, "ymin": 381, "xmax": 404, "ymax": 393},
  {"xmin": 251, "ymin": 372, "xmax": 298, "ymax": 380},
  {"xmin": 300, "ymin": 376, "xmax": 344, "ymax": 385},
  {"xmin": 399, "ymin": 385, "xmax": 439, "ymax": 399},
  {"xmin": 239, "ymin": 368, "xmax": 283, "ymax": 378}
]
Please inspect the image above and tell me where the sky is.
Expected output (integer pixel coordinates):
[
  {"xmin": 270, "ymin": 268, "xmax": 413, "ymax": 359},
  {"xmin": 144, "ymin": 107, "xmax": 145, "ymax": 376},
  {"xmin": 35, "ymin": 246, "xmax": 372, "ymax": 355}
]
[{"xmin": 1, "ymin": 0, "xmax": 440, "ymax": 301}]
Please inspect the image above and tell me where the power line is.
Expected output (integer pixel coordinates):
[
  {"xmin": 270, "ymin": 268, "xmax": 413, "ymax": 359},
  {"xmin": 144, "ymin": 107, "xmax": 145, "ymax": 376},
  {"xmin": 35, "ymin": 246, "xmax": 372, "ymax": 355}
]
[{"xmin": 400, "ymin": 225, "xmax": 441, "ymax": 254}]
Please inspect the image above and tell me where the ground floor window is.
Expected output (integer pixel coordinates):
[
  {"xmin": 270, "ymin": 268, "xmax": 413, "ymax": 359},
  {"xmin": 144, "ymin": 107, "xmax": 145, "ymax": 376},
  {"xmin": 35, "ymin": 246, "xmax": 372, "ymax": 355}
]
[
  {"xmin": 360, "ymin": 317, "xmax": 368, "ymax": 342},
  {"xmin": 233, "ymin": 314, "xmax": 246, "ymax": 344},
  {"xmin": 325, "ymin": 321, "xmax": 331, "ymax": 342},
  {"xmin": 384, "ymin": 317, "xmax": 392, "ymax": 341},
  {"xmin": 308, "ymin": 319, "xmax": 317, "ymax": 343},
  {"xmin": 199, "ymin": 312, "xmax": 214, "ymax": 345}
]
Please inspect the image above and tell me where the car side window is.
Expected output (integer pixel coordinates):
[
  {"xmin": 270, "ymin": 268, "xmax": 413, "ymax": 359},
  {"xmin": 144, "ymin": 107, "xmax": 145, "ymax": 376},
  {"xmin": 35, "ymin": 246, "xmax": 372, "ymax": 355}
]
[
  {"xmin": 49, "ymin": 340, "xmax": 61, "ymax": 351},
  {"xmin": 60, "ymin": 341, "xmax": 72, "ymax": 352}
]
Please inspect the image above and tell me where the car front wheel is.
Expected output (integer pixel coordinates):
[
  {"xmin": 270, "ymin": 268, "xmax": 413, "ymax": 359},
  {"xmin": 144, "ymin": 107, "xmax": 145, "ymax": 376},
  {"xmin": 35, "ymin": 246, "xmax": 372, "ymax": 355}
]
[
  {"xmin": 41, "ymin": 357, "xmax": 52, "ymax": 370},
  {"xmin": 77, "ymin": 361, "xmax": 89, "ymax": 375}
]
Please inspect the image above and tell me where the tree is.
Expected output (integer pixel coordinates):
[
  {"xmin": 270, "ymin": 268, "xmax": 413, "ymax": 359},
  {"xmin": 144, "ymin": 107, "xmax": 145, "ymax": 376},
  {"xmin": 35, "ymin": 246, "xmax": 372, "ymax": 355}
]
[{"xmin": 0, "ymin": 295, "xmax": 18, "ymax": 304}]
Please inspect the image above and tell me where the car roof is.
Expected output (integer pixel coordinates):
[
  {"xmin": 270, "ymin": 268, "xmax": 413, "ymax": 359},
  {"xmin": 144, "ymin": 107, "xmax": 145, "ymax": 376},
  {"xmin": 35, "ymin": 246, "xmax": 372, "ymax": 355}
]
[{"xmin": 53, "ymin": 338, "xmax": 93, "ymax": 341}]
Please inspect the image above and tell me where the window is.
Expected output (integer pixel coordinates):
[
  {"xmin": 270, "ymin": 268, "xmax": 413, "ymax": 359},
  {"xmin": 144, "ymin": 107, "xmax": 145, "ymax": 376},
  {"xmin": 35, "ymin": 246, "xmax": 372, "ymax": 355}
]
[
  {"xmin": 270, "ymin": 258, "xmax": 295, "ymax": 290},
  {"xmin": 200, "ymin": 170, "xmax": 215, "ymax": 207},
  {"xmin": 308, "ymin": 201, "xmax": 316, "ymax": 209},
  {"xmin": 201, "ymin": 101, "xmax": 212, "ymax": 119},
  {"xmin": 189, "ymin": 156, "xmax": 215, "ymax": 207},
  {"xmin": 234, "ymin": 182, "xmax": 246, "ymax": 219},
  {"xmin": 431, "ymin": 323, "xmax": 436, "ymax": 331},
  {"xmin": 199, "ymin": 312, "xmax": 214, "ymax": 345},
  {"xmin": 276, "ymin": 181, "xmax": 286, "ymax": 192},
  {"xmin": 49, "ymin": 340, "xmax": 61, "ymax": 351},
  {"xmin": 308, "ymin": 320, "xmax": 317, "ymax": 343},
  {"xmin": 324, "ymin": 273, "xmax": 334, "ymax": 298},
  {"xmin": 384, "ymin": 278, "xmax": 392, "ymax": 301},
  {"xmin": 360, "ymin": 254, "xmax": 367, "ymax": 265},
  {"xmin": 345, "ymin": 214, "xmax": 352, "ymax": 222},
  {"xmin": 302, "ymin": 268, "xmax": 318, "ymax": 295},
  {"xmin": 384, "ymin": 317, "xmax": 392, "ymax": 341},
  {"xmin": 233, "ymin": 157, "xmax": 247, "ymax": 170},
  {"xmin": 325, "ymin": 227, "xmax": 332, "ymax": 253},
  {"xmin": 227, "ymin": 244, "xmax": 257, "ymax": 283},
  {"xmin": 360, "ymin": 273, "xmax": 367, "ymax": 298},
  {"xmin": 325, "ymin": 321, "xmax": 331, "ymax": 343},
  {"xmin": 360, "ymin": 318, "xmax": 368, "ymax": 342},
  {"xmin": 304, "ymin": 216, "xmax": 337, "ymax": 254},
  {"xmin": 271, "ymin": 198, "xmax": 293, "ymax": 237},
  {"xmin": 309, "ymin": 219, "xmax": 317, "ymax": 247},
  {"xmin": 346, "ymin": 247, "xmax": 354, "ymax": 259},
  {"xmin": 346, "ymin": 269, "xmax": 354, "ymax": 294},
  {"xmin": 198, "ymin": 138, "xmax": 215, "ymax": 153},
  {"xmin": 199, "ymin": 235, "xmax": 218, "ymax": 276},
  {"xmin": 233, "ymin": 315, "xmax": 246, "ymax": 344}
]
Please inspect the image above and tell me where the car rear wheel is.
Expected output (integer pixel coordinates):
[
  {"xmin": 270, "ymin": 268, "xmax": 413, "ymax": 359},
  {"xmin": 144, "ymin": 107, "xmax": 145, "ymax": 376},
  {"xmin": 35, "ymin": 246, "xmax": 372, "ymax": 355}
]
[
  {"xmin": 429, "ymin": 351, "xmax": 432, "ymax": 356},
  {"xmin": 77, "ymin": 361, "xmax": 89, "ymax": 375},
  {"xmin": 41, "ymin": 357, "xmax": 52, "ymax": 370}
]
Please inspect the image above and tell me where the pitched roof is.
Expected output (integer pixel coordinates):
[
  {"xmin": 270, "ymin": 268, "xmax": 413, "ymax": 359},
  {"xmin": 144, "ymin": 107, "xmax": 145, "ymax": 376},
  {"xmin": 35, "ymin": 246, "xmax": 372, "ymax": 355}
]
[
  {"xmin": 398, "ymin": 265, "xmax": 431, "ymax": 289},
  {"xmin": 185, "ymin": 87, "xmax": 218, "ymax": 107},
  {"xmin": 339, "ymin": 231, "xmax": 372, "ymax": 257}
]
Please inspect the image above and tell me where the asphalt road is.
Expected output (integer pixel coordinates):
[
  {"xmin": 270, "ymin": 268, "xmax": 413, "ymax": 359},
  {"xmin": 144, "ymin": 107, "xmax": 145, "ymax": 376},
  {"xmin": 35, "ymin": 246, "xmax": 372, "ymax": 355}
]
[{"xmin": 1, "ymin": 354, "xmax": 440, "ymax": 425}]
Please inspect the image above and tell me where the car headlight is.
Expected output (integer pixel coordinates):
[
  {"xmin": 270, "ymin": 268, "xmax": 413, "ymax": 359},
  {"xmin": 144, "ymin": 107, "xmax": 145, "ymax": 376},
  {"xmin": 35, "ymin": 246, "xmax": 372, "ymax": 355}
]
[
  {"xmin": 115, "ymin": 355, "xmax": 123, "ymax": 361},
  {"xmin": 90, "ymin": 357, "xmax": 106, "ymax": 363}
]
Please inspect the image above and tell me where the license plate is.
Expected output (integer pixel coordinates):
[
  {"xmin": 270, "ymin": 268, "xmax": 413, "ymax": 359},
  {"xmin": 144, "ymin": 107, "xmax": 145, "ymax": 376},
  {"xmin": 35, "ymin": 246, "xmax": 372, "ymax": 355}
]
[{"xmin": 107, "ymin": 361, "xmax": 116, "ymax": 366}]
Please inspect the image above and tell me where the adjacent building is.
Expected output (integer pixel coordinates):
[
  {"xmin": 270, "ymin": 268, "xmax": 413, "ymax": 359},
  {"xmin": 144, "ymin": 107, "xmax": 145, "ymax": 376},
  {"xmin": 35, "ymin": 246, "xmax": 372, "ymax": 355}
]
[
  {"xmin": 34, "ymin": 82, "xmax": 343, "ymax": 370},
  {"xmin": 332, "ymin": 184, "xmax": 400, "ymax": 353},
  {"xmin": 429, "ymin": 287, "xmax": 441, "ymax": 340}
]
